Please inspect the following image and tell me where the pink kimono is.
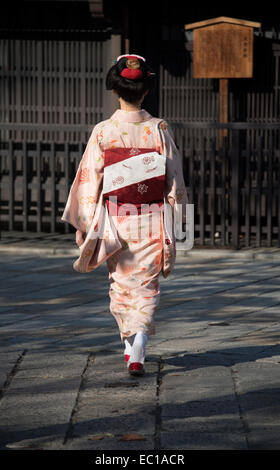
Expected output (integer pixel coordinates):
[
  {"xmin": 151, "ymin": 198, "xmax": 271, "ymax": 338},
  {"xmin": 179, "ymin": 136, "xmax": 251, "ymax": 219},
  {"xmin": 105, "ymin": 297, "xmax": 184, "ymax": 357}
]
[{"xmin": 61, "ymin": 108, "xmax": 188, "ymax": 342}]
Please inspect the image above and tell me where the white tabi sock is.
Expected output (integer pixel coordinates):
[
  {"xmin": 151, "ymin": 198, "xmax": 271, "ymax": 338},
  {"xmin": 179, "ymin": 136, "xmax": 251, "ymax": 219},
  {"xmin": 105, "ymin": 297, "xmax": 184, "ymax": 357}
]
[
  {"xmin": 124, "ymin": 335, "xmax": 135, "ymax": 357},
  {"xmin": 128, "ymin": 331, "xmax": 148, "ymax": 365}
]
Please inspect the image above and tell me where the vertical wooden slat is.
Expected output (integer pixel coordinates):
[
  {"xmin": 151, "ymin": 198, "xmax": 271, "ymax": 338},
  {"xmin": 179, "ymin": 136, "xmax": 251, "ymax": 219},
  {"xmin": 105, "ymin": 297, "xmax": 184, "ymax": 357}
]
[
  {"xmin": 96, "ymin": 43, "xmax": 102, "ymax": 121},
  {"xmin": 219, "ymin": 79, "xmax": 229, "ymax": 145},
  {"xmin": 45, "ymin": 40, "xmax": 49, "ymax": 141},
  {"xmin": 15, "ymin": 40, "xmax": 21, "ymax": 140},
  {"xmin": 165, "ymin": 60, "xmax": 168, "ymax": 119},
  {"xmin": 164, "ymin": 56, "xmax": 168, "ymax": 120},
  {"xmin": 92, "ymin": 41, "xmax": 96, "ymax": 122},
  {"xmin": 74, "ymin": 40, "xmax": 78, "ymax": 140},
  {"xmin": 278, "ymin": 138, "xmax": 280, "ymax": 247},
  {"xmin": 256, "ymin": 136, "xmax": 262, "ymax": 247},
  {"xmin": 88, "ymin": 41, "xmax": 92, "ymax": 124},
  {"xmin": 275, "ymin": 55, "xmax": 279, "ymax": 119},
  {"xmin": 37, "ymin": 40, "xmax": 43, "ymax": 143},
  {"xmin": 64, "ymin": 142, "xmax": 70, "ymax": 234},
  {"xmin": 92, "ymin": 41, "xmax": 96, "ymax": 123},
  {"xmin": 22, "ymin": 141, "xmax": 28, "ymax": 231},
  {"xmin": 244, "ymin": 133, "xmax": 251, "ymax": 247},
  {"xmin": 8, "ymin": 141, "xmax": 14, "ymax": 231},
  {"xmin": 22, "ymin": 40, "xmax": 26, "ymax": 139},
  {"xmin": 31, "ymin": 40, "xmax": 35, "ymax": 141},
  {"xmin": 267, "ymin": 134, "xmax": 273, "ymax": 246},
  {"xmin": 50, "ymin": 141, "xmax": 56, "ymax": 232},
  {"xmin": 98, "ymin": 40, "xmax": 102, "ymax": 121},
  {"xmin": 59, "ymin": 41, "xmax": 64, "ymax": 143},
  {"xmin": 231, "ymin": 129, "xmax": 240, "ymax": 249},
  {"xmin": 65, "ymin": 42, "xmax": 69, "ymax": 141},
  {"xmin": 160, "ymin": 61, "xmax": 164, "ymax": 117},
  {"xmin": 209, "ymin": 137, "xmax": 216, "ymax": 244},
  {"xmin": 73, "ymin": 41, "xmax": 77, "ymax": 140},
  {"xmin": 37, "ymin": 141, "xmax": 42, "ymax": 232},
  {"xmin": 55, "ymin": 41, "xmax": 58, "ymax": 138},
  {"xmin": 172, "ymin": 57, "xmax": 176, "ymax": 121},
  {"xmin": 167, "ymin": 56, "xmax": 171, "ymax": 122},
  {"xmin": 0, "ymin": 40, "xmax": 7, "ymax": 141},
  {"xmin": 179, "ymin": 56, "xmax": 183, "ymax": 122},
  {"xmin": 81, "ymin": 41, "xmax": 86, "ymax": 136},
  {"xmin": 9, "ymin": 39, "xmax": 13, "ymax": 141},
  {"xmin": 0, "ymin": 39, "xmax": 2, "ymax": 125},
  {"xmin": 220, "ymin": 135, "xmax": 228, "ymax": 246},
  {"xmin": 188, "ymin": 131, "xmax": 194, "ymax": 206},
  {"xmin": 27, "ymin": 41, "xmax": 30, "ymax": 139},
  {"xmin": 96, "ymin": 41, "xmax": 100, "ymax": 122},
  {"xmin": 69, "ymin": 41, "xmax": 72, "ymax": 139},
  {"xmin": 199, "ymin": 135, "xmax": 205, "ymax": 245},
  {"xmin": 48, "ymin": 40, "xmax": 51, "ymax": 141}
]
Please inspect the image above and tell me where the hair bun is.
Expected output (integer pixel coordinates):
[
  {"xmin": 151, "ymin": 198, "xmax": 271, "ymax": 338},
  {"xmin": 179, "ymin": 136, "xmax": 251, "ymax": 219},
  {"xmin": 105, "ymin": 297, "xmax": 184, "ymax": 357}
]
[
  {"xmin": 118, "ymin": 54, "xmax": 145, "ymax": 81},
  {"xmin": 105, "ymin": 53, "xmax": 155, "ymax": 101}
]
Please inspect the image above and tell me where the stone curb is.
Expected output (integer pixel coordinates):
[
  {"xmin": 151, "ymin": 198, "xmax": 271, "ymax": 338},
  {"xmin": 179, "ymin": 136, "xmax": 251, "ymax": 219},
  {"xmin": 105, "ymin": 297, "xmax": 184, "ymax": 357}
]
[
  {"xmin": 1, "ymin": 241, "xmax": 280, "ymax": 260},
  {"xmin": 0, "ymin": 244, "xmax": 79, "ymax": 256}
]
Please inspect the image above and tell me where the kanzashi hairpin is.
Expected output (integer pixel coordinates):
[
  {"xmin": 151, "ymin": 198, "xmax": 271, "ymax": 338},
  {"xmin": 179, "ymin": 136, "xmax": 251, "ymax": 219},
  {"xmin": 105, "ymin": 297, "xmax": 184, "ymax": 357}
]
[{"xmin": 117, "ymin": 54, "xmax": 146, "ymax": 62}]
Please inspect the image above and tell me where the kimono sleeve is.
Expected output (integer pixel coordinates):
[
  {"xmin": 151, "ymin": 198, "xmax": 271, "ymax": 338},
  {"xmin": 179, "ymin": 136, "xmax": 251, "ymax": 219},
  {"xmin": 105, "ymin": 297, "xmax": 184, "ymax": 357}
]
[
  {"xmin": 61, "ymin": 123, "xmax": 104, "ymax": 233},
  {"xmin": 157, "ymin": 120, "xmax": 188, "ymax": 223}
]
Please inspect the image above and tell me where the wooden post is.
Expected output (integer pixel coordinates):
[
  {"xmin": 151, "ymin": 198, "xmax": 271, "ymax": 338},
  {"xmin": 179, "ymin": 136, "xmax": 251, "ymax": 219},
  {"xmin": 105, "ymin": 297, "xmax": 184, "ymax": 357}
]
[
  {"xmin": 219, "ymin": 78, "xmax": 229, "ymax": 146},
  {"xmin": 103, "ymin": 34, "xmax": 121, "ymax": 120}
]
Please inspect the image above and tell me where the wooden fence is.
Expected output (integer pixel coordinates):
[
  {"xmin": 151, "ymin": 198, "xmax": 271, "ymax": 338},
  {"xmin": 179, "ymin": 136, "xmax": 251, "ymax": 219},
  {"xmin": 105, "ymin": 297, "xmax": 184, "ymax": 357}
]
[
  {"xmin": 173, "ymin": 122, "xmax": 280, "ymax": 249},
  {"xmin": 0, "ymin": 34, "xmax": 109, "ymax": 144},
  {"xmin": 0, "ymin": 134, "xmax": 86, "ymax": 234},
  {"xmin": 1, "ymin": 122, "xmax": 279, "ymax": 249}
]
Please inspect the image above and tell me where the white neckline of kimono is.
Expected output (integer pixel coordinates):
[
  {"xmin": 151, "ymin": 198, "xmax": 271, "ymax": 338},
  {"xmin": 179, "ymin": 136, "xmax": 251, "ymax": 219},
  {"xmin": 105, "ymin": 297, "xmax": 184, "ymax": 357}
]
[{"xmin": 111, "ymin": 108, "xmax": 152, "ymax": 123}]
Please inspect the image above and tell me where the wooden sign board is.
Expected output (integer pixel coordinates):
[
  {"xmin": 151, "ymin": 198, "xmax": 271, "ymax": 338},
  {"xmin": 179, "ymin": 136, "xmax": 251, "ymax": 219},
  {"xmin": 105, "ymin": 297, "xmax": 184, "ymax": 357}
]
[
  {"xmin": 194, "ymin": 23, "xmax": 253, "ymax": 78},
  {"xmin": 185, "ymin": 17, "xmax": 261, "ymax": 79}
]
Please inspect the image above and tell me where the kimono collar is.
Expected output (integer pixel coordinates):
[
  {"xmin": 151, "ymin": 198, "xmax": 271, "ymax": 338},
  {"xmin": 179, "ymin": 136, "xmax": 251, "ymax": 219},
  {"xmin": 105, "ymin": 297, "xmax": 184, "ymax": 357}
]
[{"xmin": 111, "ymin": 108, "xmax": 152, "ymax": 123}]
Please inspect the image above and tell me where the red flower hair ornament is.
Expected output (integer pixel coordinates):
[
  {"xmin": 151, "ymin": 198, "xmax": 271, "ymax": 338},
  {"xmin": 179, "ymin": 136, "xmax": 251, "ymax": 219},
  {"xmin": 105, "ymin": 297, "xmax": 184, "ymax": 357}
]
[{"xmin": 117, "ymin": 54, "xmax": 152, "ymax": 81}]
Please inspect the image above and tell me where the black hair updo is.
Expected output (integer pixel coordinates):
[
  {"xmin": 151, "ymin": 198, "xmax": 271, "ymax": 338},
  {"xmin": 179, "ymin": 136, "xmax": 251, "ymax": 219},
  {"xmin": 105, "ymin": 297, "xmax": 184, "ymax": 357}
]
[{"xmin": 106, "ymin": 55, "xmax": 155, "ymax": 104}]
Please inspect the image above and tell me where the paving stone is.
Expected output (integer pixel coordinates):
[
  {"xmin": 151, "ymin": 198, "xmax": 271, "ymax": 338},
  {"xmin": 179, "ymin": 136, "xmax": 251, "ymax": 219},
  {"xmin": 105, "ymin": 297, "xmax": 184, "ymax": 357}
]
[
  {"xmin": 160, "ymin": 430, "xmax": 247, "ymax": 450},
  {"xmin": 231, "ymin": 361, "xmax": 280, "ymax": 450},
  {"xmin": 0, "ymin": 351, "xmax": 24, "ymax": 392},
  {"xmin": 63, "ymin": 352, "xmax": 158, "ymax": 450},
  {"xmin": 0, "ymin": 350, "xmax": 87, "ymax": 450}
]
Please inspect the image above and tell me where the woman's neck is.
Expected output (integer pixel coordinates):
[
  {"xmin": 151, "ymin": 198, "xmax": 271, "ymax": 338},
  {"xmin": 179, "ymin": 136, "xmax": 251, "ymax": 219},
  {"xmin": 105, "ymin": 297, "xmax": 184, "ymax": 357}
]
[{"xmin": 119, "ymin": 98, "xmax": 142, "ymax": 112}]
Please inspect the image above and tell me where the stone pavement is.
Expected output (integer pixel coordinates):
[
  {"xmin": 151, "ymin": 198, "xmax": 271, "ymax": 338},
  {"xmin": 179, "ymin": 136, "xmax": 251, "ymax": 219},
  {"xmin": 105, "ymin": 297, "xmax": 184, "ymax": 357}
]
[{"xmin": 1, "ymin": 233, "xmax": 280, "ymax": 450}]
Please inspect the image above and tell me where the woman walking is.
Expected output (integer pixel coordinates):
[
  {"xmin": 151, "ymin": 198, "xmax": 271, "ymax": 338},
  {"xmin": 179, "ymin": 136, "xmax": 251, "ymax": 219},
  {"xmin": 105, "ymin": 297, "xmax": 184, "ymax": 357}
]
[{"xmin": 61, "ymin": 54, "xmax": 188, "ymax": 376}]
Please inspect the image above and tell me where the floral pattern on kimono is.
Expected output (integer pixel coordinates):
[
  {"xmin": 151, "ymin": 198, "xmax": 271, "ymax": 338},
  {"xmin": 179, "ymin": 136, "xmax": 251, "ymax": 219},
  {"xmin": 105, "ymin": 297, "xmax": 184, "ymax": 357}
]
[
  {"xmin": 157, "ymin": 120, "xmax": 189, "ymax": 221},
  {"xmin": 61, "ymin": 122, "xmax": 105, "ymax": 234}
]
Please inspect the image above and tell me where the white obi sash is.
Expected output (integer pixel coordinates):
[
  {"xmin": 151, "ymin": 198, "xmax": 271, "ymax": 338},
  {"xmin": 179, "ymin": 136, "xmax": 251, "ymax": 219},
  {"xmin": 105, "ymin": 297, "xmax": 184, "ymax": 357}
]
[{"xmin": 103, "ymin": 147, "xmax": 166, "ymax": 204}]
